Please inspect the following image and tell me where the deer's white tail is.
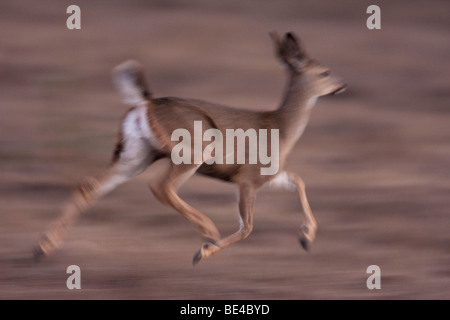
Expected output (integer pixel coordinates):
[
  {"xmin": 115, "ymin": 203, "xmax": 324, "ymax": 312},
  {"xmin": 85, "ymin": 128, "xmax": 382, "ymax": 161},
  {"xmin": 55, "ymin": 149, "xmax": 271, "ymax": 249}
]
[{"xmin": 112, "ymin": 60, "xmax": 152, "ymax": 105}]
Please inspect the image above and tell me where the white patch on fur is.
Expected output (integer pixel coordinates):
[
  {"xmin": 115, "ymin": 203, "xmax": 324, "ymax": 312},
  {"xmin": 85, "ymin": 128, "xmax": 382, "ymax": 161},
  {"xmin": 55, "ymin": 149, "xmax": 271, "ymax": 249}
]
[
  {"xmin": 113, "ymin": 60, "xmax": 146, "ymax": 105},
  {"xmin": 238, "ymin": 213, "xmax": 244, "ymax": 230},
  {"xmin": 117, "ymin": 78, "xmax": 144, "ymax": 105},
  {"xmin": 306, "ymin": 97, "xmax": 318, "ymax": 110},
  {"xmin": 117, "ymin": 105, "xmax": 162, "ymax": 176},
  {"xmin": 123, "ymin": 104, "xmax": 161, "ymax": 150},
  {"xmin": 294, "ymin": 97, "xmax": 317, "ymax": 140},
  {"xmin": 234, "ymin": 191, "xmax": 244, "ymax": 230},
  {"xmin": 268, "ymin": 171, "xmax": 296, "ymax": 191},
  {"xmin": 138, "ymin": 103, "xmax": 161, "ymax": 149}
]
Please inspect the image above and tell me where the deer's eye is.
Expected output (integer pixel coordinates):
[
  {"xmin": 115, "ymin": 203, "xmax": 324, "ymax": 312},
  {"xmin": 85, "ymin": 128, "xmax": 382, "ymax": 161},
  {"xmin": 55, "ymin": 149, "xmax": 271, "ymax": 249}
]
[{"xmin": 319, "ymin": 71, "xmax": 330, "ymax": 78}]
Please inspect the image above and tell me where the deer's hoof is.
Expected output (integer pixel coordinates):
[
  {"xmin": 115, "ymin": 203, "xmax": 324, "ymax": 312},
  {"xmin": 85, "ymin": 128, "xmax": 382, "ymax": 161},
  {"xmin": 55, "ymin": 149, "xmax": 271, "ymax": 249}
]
[
  {"xmin": 193, "ymin": 242, "xmax": 218, "ymax": 266},
  {"xmin": 33, "ymin": 244, "xmax": 46, "ymax": 263},
  {"xmin": 193, "ymin": 243, "xmax": 210, "ymax": 266},
  {"xmin": 298, "ymin": 235, "xmax": 311, "ymax": 252},
  {"xmin": 193, "ymin": 249, "xmax": 203, "ymax": 266},
  {"xmin": 298, "ymin": 225, "xmax": 315, "ymax": 252}
]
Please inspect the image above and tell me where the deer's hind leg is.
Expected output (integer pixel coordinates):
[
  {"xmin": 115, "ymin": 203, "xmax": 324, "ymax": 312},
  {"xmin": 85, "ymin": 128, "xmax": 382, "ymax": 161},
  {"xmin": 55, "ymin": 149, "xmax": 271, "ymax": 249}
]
[
  {"xmin": 148, "ymin": 161, "xmax": 221, "ymax": 243},
  {"xmin": 34, "ymin": 106, "xmax": 156, "ymax": 261}
]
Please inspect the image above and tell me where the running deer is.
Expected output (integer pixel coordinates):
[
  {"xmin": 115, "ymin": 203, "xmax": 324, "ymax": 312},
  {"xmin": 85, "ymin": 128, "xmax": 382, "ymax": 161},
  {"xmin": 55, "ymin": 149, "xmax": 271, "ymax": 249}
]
[{"xmin": 34, "ymin": 32, "xmax": 346, "ymax": 264}]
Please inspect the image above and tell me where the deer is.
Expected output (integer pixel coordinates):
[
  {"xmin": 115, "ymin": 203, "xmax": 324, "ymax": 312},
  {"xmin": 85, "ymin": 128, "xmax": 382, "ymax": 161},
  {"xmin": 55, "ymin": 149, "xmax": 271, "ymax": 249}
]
[{"xmin": 33, "ymin": 31, "xmax": 346, "ymax": 265}]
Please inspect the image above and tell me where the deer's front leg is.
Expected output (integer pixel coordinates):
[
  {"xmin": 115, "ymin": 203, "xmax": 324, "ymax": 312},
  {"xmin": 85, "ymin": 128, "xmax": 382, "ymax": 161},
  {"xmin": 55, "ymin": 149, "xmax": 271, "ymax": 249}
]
[
  {"xmin": 269, "ymin": 171, "xmax": 317, "ymax": 251},
  {"xmin": 287, "ymin": 172, "xmax": 317, "ymax": 250}
]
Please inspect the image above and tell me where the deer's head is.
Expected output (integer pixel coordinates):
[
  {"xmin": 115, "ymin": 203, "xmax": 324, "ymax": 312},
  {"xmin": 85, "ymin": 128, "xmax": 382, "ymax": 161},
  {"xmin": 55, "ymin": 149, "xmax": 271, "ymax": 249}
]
[{"xmin": 270, "ymin": 31, "xmax": 347, "ymax": 97}]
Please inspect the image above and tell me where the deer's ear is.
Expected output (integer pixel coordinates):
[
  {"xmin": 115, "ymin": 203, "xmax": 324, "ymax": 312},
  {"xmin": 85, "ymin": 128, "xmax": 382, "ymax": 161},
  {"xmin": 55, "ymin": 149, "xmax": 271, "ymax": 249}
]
[
  {"xmin": 271, "ymin": 31, "xmax": 308, "ymax": 70},
  {"xmin": 283, "ymin": 32, "xmax": 307, "ymax": 60}
]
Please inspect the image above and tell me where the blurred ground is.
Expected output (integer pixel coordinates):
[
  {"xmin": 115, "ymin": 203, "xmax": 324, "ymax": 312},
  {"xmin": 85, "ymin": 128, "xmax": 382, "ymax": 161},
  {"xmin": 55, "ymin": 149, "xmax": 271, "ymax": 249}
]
[{"xmin": 0, "ymin": 0, "xmax": 449, "ymax": 299}]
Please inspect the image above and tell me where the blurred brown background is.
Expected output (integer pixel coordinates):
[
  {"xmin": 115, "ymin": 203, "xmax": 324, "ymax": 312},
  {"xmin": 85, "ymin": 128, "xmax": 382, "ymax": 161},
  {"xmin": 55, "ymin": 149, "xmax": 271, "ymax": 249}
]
[{"xmin": 0, "ymin": 0, "xmax": 448, "ymax": 299}]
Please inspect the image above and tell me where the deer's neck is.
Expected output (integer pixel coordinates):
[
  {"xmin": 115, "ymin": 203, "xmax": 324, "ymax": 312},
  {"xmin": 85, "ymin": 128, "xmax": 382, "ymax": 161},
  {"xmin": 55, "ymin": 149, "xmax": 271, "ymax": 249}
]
[{"xmin": 276, "ymin": 71, "xmax": 317, "ymax": 139}]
